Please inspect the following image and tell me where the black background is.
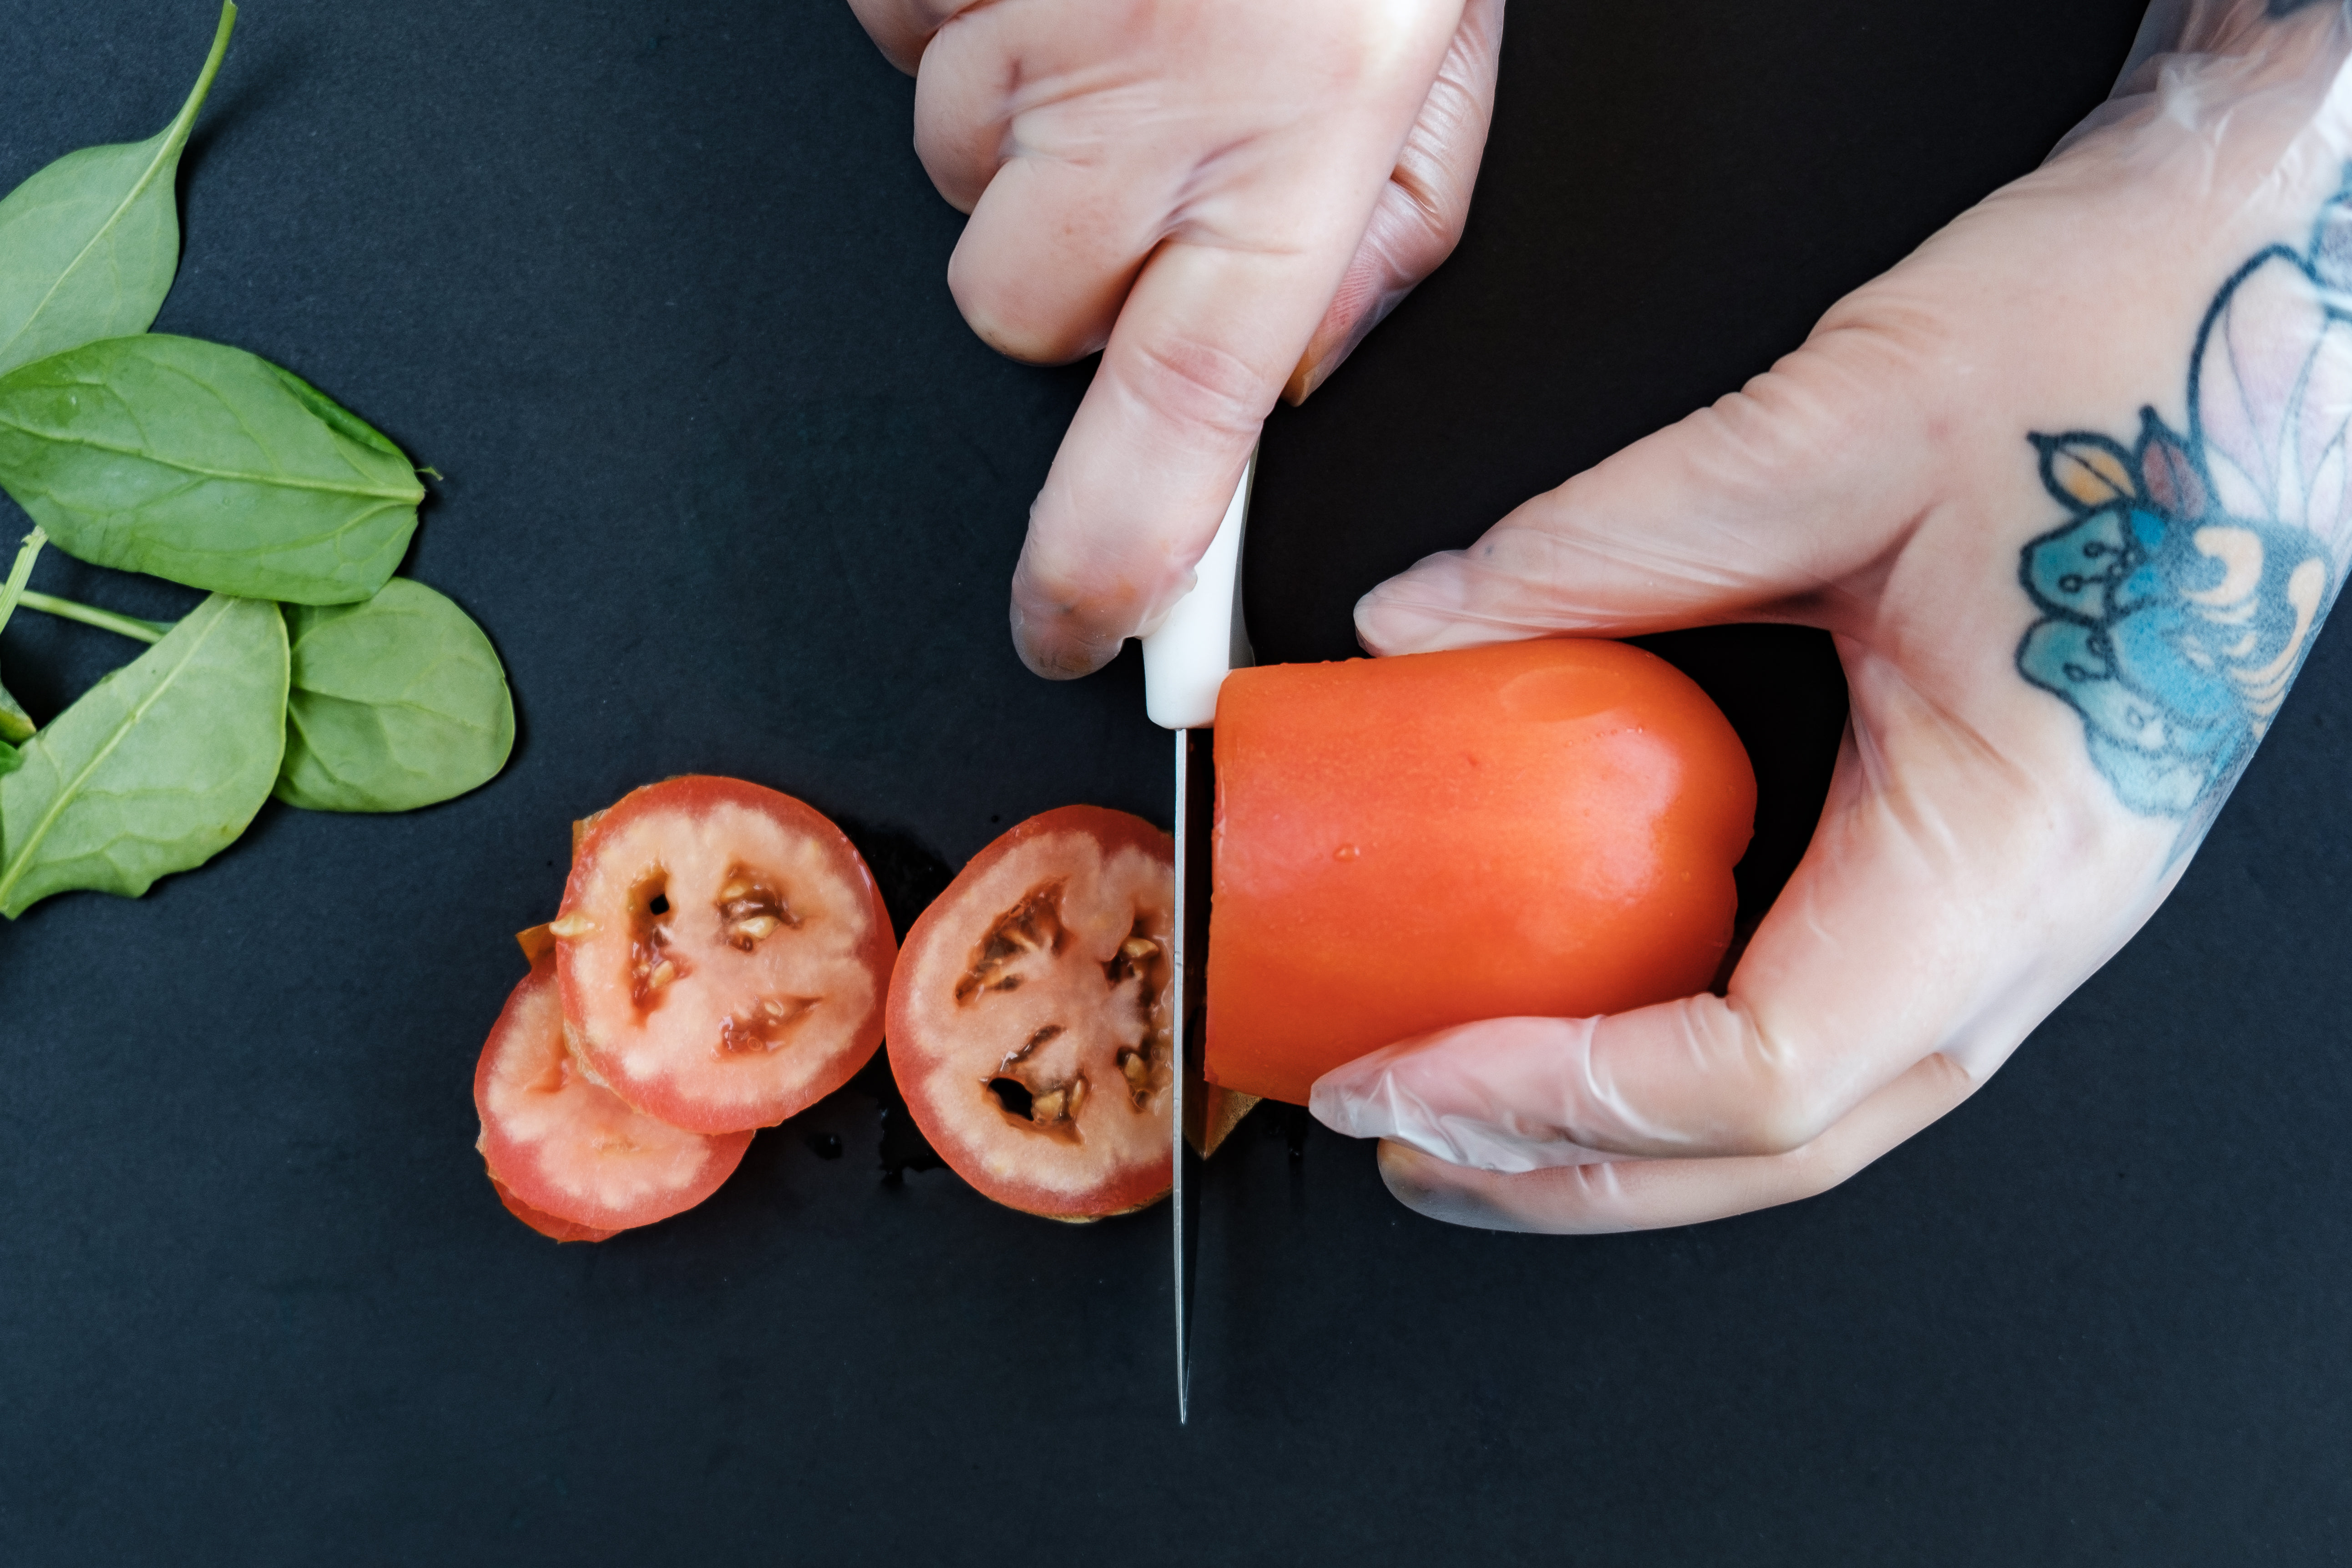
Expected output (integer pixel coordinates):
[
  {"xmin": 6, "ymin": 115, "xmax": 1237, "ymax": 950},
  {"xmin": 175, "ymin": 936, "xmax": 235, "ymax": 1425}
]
[{"xmin": 5, "ymin": 2, "xmax": 2347, "ymax": 1563}]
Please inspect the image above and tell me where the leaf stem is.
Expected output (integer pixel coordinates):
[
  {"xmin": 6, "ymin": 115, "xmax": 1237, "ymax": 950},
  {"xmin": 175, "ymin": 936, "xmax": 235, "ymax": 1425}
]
[
  {"xmin": 17, "ymin": 590, "xmax": 170, "ymax": 645},
  {"xmin": 170, "ymin": 5, "xmax": 240, "ymax": 156},
  {"xmin": 0, "ymin": 527, "xmax": 46, "ymax": 640}
]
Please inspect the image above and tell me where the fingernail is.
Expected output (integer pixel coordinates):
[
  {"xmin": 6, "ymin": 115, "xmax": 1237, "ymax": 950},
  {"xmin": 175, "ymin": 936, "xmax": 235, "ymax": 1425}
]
[
  {"xmin": 1351, "ymin": 584, "xmax": 1450, "ymax": 657},
  {"xmin": 1306, "ymin": 1075, "xmax": 1364, "ymax": 1138},
  {"xmin": 1282, "ymin": 353, "xmax": 1322, "ymax": 407},
  {"xmin": 1008, "ymin": 597, "xmax": 1119, "ymax": 680},
  {"xmin": 1376, "ymin": 1141, "xmax": 1525, "ymax": 1233}
]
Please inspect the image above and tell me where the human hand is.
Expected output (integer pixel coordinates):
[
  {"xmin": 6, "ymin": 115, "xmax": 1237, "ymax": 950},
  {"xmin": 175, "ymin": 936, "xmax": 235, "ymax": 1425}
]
[
  {"xmin": 845, "ymin": 0, "xmax": 1504, "ymax": 676},
  {"xmin": 1312, "ymin": 1, "xmax": 2352, "ymax": 1230}
]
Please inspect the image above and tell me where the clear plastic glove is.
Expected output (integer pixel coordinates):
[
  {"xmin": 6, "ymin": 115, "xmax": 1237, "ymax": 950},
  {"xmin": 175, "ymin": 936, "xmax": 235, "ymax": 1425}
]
[
  {"xmin": 1313, "ymin": 0, "xmax": 2352, "ymax": 1231},
  {"xmin": 845, "ymin": 0, "xmax": 1504, "ymax": 677}
]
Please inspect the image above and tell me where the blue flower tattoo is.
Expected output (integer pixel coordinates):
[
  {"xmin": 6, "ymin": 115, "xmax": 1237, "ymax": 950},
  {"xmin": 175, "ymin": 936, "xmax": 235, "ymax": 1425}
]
[{"xmin": 2018, "ymin": 182, "xmax": 2352, "ymax": 830}]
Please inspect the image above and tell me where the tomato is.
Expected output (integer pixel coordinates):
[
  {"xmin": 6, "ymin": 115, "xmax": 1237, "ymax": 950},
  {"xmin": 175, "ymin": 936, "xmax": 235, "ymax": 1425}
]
[
  {"xmin": 886, "ymin": 807, "xmax": 1174, "ymax": 1221},
  {"xmin": 474, "ymin": 956, "xmax": 753, "ymax": 1233},
  {"xmin": 1206, "ymin": 638, "xmax": 1755, "ymax": 1105},
  {"xmin": 555, "ymin": 776, "xmax": 895, "ymax": 1134},
  {"xmin": 490, "ymin": 1176, "xmax": 619, "ymax": 1244}
]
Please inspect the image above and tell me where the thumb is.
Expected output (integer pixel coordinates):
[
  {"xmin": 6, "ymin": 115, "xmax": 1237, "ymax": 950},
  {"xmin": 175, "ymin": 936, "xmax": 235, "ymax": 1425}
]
[{"xmin": 1355, "ymin": 326, "xmax": 1936, "ymax": 654}]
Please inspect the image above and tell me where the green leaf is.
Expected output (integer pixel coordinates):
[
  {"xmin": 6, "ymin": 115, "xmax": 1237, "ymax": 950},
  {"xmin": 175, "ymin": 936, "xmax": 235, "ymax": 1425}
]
[
  {"xmin": 0, "ymin": 335, "xmax": 425, "ymax": 604},
  {"xmin": 269, "ymin": 364, "xmax": 408, "ymax": 460},
  {"xmin": 0, "ymin": 4, "xmax": 236, "ymax": 378},
  {"xmin": 276, "ymin": 578, "xmax": 515, "ymax": 813},
  {"xmin": 0, "ymin": 593, "xmax": 287, "ymax": 917},
  {"xmin": 0, "ymin": 736, "xmax": 20, "ymax": 778}
]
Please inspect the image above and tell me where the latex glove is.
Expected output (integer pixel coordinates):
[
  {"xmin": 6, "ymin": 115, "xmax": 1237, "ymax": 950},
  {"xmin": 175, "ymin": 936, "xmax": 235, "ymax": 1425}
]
[
  {"xmin": 846, "ymin": 0, "xmax": 1504, "ymax": 676},
  {"xmin": 1313, "ymin": 0, "xmax": 2352, "ymax": 1231}
]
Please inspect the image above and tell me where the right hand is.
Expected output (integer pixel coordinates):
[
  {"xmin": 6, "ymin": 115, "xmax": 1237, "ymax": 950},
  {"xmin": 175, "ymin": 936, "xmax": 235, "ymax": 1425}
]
[{"xmin": 846, "ymin": 0, "xmax": 1505, "ymax": 677}]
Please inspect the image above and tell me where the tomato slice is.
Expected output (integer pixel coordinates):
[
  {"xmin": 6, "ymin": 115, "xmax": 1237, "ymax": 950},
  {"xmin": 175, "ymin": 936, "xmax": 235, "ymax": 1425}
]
[
  {"xmin": 556, "ymin": 777, "xmax": 895, "ymax": 1134},
  {"xmin": 490, "ymin": 1175, "xmax": 620, "ymax": 1244},
  {"xmin": 475, "ymin": 955, "xmax": 752, "ymax": 1231},
  {"xmin": 886, "ymin": 807, "xmax": 1174, "ymax": 1221},
  {"xmin": 1207, "ymin": 639, "xmax": 1756, "ymax": 1105}
]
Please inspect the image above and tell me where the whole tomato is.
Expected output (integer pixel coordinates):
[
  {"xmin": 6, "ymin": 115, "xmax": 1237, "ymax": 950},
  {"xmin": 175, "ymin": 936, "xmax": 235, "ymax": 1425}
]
[{"xmin": 1206, "ymin": 639, "xmax": 1756, "ymax": 1105}]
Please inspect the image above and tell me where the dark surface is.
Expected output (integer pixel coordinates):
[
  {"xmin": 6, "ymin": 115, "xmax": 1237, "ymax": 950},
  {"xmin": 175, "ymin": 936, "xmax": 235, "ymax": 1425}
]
[{"xmin": 4, "ymin": 2, "xmax": 2346, "ymax": 1563}]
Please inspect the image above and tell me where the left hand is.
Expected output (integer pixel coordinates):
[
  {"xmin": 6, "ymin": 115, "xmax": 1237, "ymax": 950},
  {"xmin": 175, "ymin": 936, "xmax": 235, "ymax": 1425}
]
[{"xmin": 1310, "ymin": 1, "xmax": 2352, "ymax": 1231}]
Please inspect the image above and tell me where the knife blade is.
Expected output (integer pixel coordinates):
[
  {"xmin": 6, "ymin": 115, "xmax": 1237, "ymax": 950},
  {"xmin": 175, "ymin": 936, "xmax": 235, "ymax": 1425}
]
[{"xmin": 1142, "ymin": 450, "xmax": 1254, "ymax": 1423}]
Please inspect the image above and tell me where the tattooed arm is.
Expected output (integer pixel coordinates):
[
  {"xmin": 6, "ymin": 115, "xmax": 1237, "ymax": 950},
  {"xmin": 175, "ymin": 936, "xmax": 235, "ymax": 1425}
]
[{"xmin": 1310, "ymin": 3, "xmax": 2352, "ymax": 1230}]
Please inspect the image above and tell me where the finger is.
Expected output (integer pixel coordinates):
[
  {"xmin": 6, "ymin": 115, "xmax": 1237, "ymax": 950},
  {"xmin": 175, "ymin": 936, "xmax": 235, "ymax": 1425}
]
[
  {"xmin": 907, "ymin": 3, "xmax": 1020, "ymax": 213},
  {"xmin": 1312, "ymin": 704, "xmax": 2088, "ymax": 1165},
  {"xmin": 1010, "ymin": 201, "xmax": 1401, "ymax": 676},
  {"xmin": 1374, "ymin": 1051, "xmax": 1978, "ymax": 1234},
  {"xmin": 946, "ymin": 153, "xmax": 1160, "ymax": 364},
  {"xmin": 1353, "ymin": 325, "xmax": 1943, "ymax": 654},
  {"xmin": 846, "ymin": 0, "xmax": 975, "ymax": 75},
  {"xmin": 1286, "ymin": 0, "xmax": 1505, "ymax": 404}
]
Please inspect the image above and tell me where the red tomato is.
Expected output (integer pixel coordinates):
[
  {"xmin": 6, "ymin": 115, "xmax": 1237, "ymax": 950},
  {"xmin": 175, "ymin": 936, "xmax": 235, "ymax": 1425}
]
[
  {"xmin": 1207, "ymin": 639, "xmax": 1755, "ymax": 1105},
  {"xmin": 490, "ymin": 1175, "xmax": 619, "ymax": 1244},
  {"xmin": 556, "ymin": 776, "xmax": 895, "ymax": 1133},
  {"xmin": 886, "ymin": 807, "xmax": 1174, "ymax": 1221},
  {"xmin": 474, "ymin": 956, "xmax": 752, "ymax": 1233}
]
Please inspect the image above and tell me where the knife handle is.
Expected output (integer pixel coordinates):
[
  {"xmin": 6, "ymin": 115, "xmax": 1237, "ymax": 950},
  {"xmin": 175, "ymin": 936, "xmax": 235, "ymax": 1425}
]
[{"xmin": 1142, "ymin": 450, "xmax": 1255, "ymax": 730}]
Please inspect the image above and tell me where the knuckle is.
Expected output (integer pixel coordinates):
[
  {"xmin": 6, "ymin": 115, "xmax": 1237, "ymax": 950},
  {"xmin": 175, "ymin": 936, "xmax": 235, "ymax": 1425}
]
[
  {"xmin": 1726, "ymin": 1024, "xmax": 1836, "ymax": 1156},
  {"xmin": 1307, "ymin": 0, "xmax": 1456, "ymax": 90},
  {"xmin": 1769, "ymin": 1145, "xmax": 1864, "ymax": 1210},
  {"xmin": 1123, "ymin": 331, "xmax": 1270, "ymax": 442},
  {"xmin": 1368, "ymin": 172, "xmax": 1462, "ymax": 282}
]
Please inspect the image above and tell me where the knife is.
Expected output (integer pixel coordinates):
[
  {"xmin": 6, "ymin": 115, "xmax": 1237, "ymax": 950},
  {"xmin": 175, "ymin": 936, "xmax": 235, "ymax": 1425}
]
[{"xmin": 1142, "ymin": 449, "xmax": 1256, "ymax": 1424}]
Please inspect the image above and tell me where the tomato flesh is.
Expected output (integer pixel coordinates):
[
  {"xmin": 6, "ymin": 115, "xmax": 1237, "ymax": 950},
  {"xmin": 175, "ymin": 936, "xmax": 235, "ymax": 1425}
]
[
  {"xmin": 475, "ymin": 955, "xmax": 753, "ymax": 1232},
  {"xmin": 1207, "ymin": 639, "xmax": 1756, "ymax": 1105},
  {"xmin": 557, "ymin": 777, "xmax": 895, "ymax": 1134},
  {"xmin": 886, "ymin": 807, "xmax": 1174, "ymax": 1220}
]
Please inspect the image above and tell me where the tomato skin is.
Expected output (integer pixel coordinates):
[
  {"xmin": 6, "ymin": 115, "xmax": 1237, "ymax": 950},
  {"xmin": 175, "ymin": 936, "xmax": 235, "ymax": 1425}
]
[
  {"xmin": 556, "ymin": 776, "xmax": 896, "ymax": 1134},
  {"xmin": 1206, "ymin": 639, "xmax": 1755, "ymax": 1106},
  {"xmin": 490, "ymin": 1176, "xmax": 619, "ymax": 1244},
  {"xmin": 886, "ymin": 806, "xmax": 1174, "ymax": 1222}
]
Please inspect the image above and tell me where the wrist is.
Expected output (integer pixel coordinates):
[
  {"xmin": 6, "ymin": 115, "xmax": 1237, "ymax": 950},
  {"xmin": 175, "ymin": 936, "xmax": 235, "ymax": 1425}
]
[
  {"xmin": 2119, "ymin": 0, "xmax": 2344, "ymax": 83},
  {"xmin": 2050, "ymin": 0, "xmax": 2352, "ymax": 199}
]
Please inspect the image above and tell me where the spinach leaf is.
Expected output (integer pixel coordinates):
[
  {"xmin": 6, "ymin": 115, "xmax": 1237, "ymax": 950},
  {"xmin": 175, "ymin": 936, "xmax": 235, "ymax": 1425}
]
[
  {"xmin": 276, "ymin": 578, "xmax": 515, "ymax": 813},
  {"xmin": 0, "ymin": 593, "xmax": 286, "ymax": 918},
  {"xmin": 0, "ymin": 335, "xmax": 424, "ymax": 604},
  {"xmin": 0, "ymin": 5, "xmax": 236, "ymax": 378}
]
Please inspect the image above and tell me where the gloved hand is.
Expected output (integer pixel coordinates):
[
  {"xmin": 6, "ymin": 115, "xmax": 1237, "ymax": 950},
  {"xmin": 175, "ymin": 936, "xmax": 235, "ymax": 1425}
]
[
  {"xmin": 845, "ymin": 0, "xmax": 1504, "ymax": 677},
  {"xmin": 1312, "ymin": 0, "xmax": 2352, "ymax": 1230}
]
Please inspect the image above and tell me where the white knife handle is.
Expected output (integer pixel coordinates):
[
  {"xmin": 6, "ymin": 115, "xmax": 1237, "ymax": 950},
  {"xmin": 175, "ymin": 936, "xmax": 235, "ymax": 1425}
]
[{"xmin": 1142, "ymin": 451, "xmax": 1255, "ymax": 730}]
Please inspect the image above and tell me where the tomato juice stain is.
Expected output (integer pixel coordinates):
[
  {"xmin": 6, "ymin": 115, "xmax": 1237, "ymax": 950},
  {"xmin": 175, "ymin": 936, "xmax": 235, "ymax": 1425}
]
[
  {"xmin": 1276, "ymin": 1103, "xmax": 1311, "ymax": 1160},
  {"xmin": 830, "ymin": 816, "xmax": 955, "ymax": 1185}
]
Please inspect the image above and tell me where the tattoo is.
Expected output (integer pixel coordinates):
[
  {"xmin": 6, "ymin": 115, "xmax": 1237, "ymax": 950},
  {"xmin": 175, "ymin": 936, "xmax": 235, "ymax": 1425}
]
[{"xmin": 2017, "ymin": 177, "xmax": 2352, "ymax": 832}]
